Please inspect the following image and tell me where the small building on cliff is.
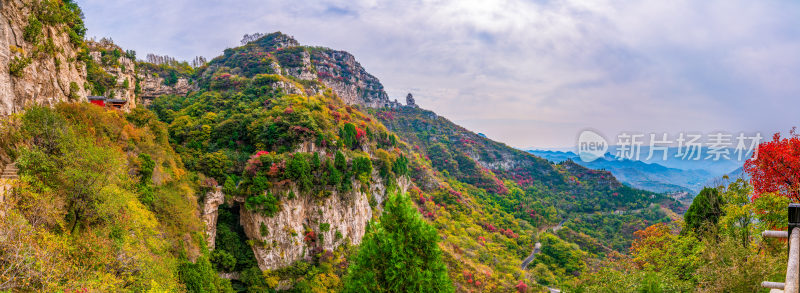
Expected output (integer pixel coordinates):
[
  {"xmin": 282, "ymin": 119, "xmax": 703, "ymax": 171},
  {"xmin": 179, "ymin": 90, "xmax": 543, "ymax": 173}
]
[{"xmin": 87, "ymin": 96, "xmax": 128, "ymax": 110}]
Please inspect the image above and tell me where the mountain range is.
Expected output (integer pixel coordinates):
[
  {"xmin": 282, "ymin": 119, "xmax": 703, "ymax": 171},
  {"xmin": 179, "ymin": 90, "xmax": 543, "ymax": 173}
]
[{"xmin": 528, "ymin": 147, "xmax": 747, "ymax": 196}]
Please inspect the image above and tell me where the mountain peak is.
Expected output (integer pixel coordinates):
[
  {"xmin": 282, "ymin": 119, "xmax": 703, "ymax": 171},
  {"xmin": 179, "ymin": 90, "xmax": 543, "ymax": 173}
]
[
  {"xmin": 214, "ymin": 31, "xmax": 392, "ymax": 108},
  {"xmin": 252, "ymin": 31, "xmax": 300, "ymax": 50}
]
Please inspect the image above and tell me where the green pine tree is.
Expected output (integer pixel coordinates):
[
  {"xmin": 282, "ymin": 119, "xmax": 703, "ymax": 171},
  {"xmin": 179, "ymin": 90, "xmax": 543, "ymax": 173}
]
[
  {"xmin": 344, "ymin": 192, "xmax": 454, "ymax": 292},
  {"xmin": 684, "ymin": 187, "xmax": 724, "ymax": 234}
]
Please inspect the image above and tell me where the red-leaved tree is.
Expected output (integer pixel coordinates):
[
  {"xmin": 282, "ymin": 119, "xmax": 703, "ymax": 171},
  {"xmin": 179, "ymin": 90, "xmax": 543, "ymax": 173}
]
[{"xmin": 744, "ymin": 128, "xmax": 800, "ymax": 201}]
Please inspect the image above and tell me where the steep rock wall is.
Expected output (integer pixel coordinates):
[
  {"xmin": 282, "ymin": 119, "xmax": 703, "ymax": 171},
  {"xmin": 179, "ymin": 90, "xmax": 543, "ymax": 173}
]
[
  {"xmin": 202, "ymin": 186, "xmax": 226, "ymax": 250},
  {"xmin": 238, "ymin": 175, "xmax": 391, "ymax": 271},
  {"xmin": 138, "ymin": 74, "xmax": 192, "ymax": 106},
  {"xmin": 0, "ymin": 0, "xmax": 88, "ymax": 116},
  {"xmin": 87, "ymin": 48, "xmax": 138, "ymax": 111},
  {"xmin": 309, "ymin": 49, "xmax": 390, "ymax": 108}
]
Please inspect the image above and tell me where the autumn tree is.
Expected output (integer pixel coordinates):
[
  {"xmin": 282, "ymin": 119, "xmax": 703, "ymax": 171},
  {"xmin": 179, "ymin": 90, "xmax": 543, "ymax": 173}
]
[
  {"xmin": 343, "ymin": 192, "xmax": 453, "ymax": 292},
  {"xmin": 744, "ymin": 129, "xmax": 800, "ymax": 201},
  {"xmin": 17, "ymin": 107, "xmax": 122, "ymax": 233},
  {"xmin": 630, "ymin": 223, "xmax": 702, "ymax": 281}
]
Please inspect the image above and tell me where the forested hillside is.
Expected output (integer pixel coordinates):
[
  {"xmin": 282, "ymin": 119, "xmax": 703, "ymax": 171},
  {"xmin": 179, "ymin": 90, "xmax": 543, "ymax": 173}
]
[
  {"xmin": 0, "ymin": 104, "xmax": 231, "ymax": 291},
  {"xmin": 142, "ymin": 32, "xmax": 680, "ymax": 291},
  {"xmin": 0, "ymin": 2, "xmax": 700, "ymax": 292}
]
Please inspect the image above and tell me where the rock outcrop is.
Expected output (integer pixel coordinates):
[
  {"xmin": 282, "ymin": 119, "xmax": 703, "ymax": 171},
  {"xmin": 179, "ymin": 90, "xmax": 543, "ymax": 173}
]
[
  {"xmin": 238, "ymin": 173, "xmax": 391, "ymax": 270},
  {"xmin": 309, "ymin": 49, "xmax": 390, "ymax": 108},
  {"xmin": 138, "ymin": 74, "xmax": 192, "ymax": 106},
  {"xmin": 202, "ymin": 186, "xmax": 226, "ymax": 250},
  {"xmin": 208, "ymin": 32, "xmax": 392, "ymax": 109},
  {"xmin": 86, "ymin": 43, "xmax": 139, "ymax": 111},
  {"xmin": 406, "ymin": 93, "xmax": 418, "ymax": 108},
  {"xmin": 0, "ymin": 0, "xmax": 88, "ymax": 116}
]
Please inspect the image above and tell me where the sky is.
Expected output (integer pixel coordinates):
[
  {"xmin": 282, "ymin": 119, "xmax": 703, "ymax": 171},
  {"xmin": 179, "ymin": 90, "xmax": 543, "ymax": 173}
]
[{"xmin": 76, "ymin": 0, "xmax": 800, "ymax": 148}]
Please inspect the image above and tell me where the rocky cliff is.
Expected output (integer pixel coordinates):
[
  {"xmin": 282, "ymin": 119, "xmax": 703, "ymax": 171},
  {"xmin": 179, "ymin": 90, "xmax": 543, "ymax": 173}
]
[
  {"xmin": 138, "ymin": 74, "xmax": 192, "ymax": 106},
  {"xmin": 202, "ymin": 186, "xmax": 226, "ymax": 250},
  {"xmin": 238, "ymin": 179, "xmax": 376, "ymax": 270},
  {"xmin": 309, "ymin": 49, "xmax": 391, "ymax": 108},
  {"xmin": 0, "ymin": 0, "xmax": 195, "ymax": 116},
  {"xmin": 0, "ymin": 0, "xmax": 88, "ymax": 116},
  {"xmin": 205, "ymin": 32, "xmax": 393, "ymax": 108},
  {"xmin": 236, "ymin": 171, "xmax": 410, "ymax": 270},
  {"xmin": 86, "ymin": 40, "xmax": 139, "ymax": 111},
  {"xmin": 197, "ymin": 141, "xmax": 413, "ymax": 271}
]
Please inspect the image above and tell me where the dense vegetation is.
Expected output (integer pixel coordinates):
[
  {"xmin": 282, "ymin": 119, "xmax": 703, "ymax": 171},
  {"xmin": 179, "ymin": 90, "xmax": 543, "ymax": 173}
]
[
  {"xmin": 136, "ymin": 31, "xmax": 690, "ymax": 291},
  {"xmin": 573, "ymin": 178, "xmax": 788, "ymax": 292},
  {"xmin": 344, "ymin": 192, "xmax": 453, "ymax": 292},
  {"xmin": 4, "ymin": 13, "xmax": 764, "ymax": 291},
  {"xmin": 0, "ymin": 104, "xmax": 230, "ymax": 291}
]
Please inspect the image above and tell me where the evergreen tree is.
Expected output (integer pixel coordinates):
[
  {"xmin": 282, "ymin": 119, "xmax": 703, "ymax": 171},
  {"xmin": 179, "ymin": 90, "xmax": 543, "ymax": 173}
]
[
  {"xmin": 344, "ymin": 192, "xmax": 454, "ymax": 292},
  {"xmin": 684, "ymin": 187, "xmax": 724, "ymax": 234}
]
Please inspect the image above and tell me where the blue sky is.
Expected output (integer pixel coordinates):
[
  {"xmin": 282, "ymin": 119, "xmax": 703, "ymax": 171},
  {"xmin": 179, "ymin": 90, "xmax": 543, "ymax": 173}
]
[{"xmin": 76, "ymin": 0, "xmax": 800, "ymax": 148}]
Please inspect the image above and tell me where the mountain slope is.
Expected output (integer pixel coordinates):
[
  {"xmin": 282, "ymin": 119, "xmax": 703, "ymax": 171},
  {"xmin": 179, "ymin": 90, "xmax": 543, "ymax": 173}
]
[
  {"xmin": 151, "ymin": 33, "xmax": 680, "ymax": 291},
  {"xmin": 0, "ymin": 104, "xmax": 224, "ymax": 291},
  {"xmin": 150, "ymin": 31, "xmax": 569, "ymax": 291},
  {"xmin": 0, "ymin": 19, "xmax": 682, "ymax": 291}
]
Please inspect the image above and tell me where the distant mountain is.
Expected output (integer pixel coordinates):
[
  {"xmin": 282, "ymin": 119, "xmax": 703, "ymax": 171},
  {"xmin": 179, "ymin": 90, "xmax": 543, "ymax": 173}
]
[
  {"xmin": 605, "ymin": 145, "xmax": 746, "ymax": 175},
  {"xmin": 529, "ymin": 150, "xmax": 718, "ymax": 194}
]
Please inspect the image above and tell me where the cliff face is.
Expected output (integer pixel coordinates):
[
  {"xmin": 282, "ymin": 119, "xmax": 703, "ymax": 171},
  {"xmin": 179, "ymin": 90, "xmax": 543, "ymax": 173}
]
[
  {"xmin": 86, "ymin": 46, "xmax": 138, "ymax": 111},
  {"xmin": 0, "ymin": 0, "xmax": 196, "ymax": 116},
  {"xmin": 105, "ymin": 54, "xmax": 137, "ymax": 110},
  {"xmin": 202, "ymin": 186, "xmax": 226, "ymax": 250},
  {"xmin": 309, "ymin": 49, "xmax": 391, "ymax": 108},
  {"xmin": 197, "ymin": 141, "xmax": 413, "ymax": 270},
  {"xmin": 0, "ymin": 0, "xmax": 88, "ymax": 116},
  {"xmin": 238, "ymin": 180, "xmax": 376, "ymax": 270},
  {"xmin": 138, "ymin": 74, "xmax": 192, "ymax": 106}
]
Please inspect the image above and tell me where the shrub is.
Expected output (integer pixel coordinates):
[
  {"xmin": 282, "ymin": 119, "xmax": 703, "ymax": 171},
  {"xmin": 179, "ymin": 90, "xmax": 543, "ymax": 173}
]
[
  {"xmin": 177, "ymin": 256, "xmax": 233, "ymax": 293},
  {"xmin": 138, "ymin": 153, "xmax": 155, "ymax": 183},
  {"xmin": 210, "ymin": 250, "xmax": 237, "ymax": 272},
  {"xmin": 340, "ymin": 123, "xmax": 359, "ymax": 150},
  {"xmin": 251, "ymin": 175, "xmax": 270, "ymax": 194},
  {"xmin": 260, "ymin": 222, "xmax": 269, "ymax": 237},
  {"xmin": 200, "ymin": 151, "xmax": 231, "ymax": 181},
  {"xmin": 9, "ymin": 56, "xmax": 32, "ymax": 77},
  {"xmin": 393, "ymin": 154, "xmax": 409, "ymax": 176},
  {"xmin": 245, "ymin": 192, "xmax": 279, "ymax": 217},
  {"xmin": 68, "ymin": 82, "xmax": 80, "ymax": 101},
  {"xmin": 223, "ymin": 176, "xmax": 238, "ymax": 196},
  {"xmin": 334, "ymin": 151, "xmax": 347, "ymax": 173},
  {"xmin": 286, "ymin": 154, "xmax": 312, "ymax": 191},
  {"xmin": 23, "ymin": 15, "xmax": 43, "ymax": 44},
  {"xmin": 352, "ymin": 156, "xmax": 373, "ymax": 183}
]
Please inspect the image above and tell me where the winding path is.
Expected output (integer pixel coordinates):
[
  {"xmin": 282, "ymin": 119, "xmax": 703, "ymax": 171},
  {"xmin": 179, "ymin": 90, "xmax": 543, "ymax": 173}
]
[
  {"xmin": 520, "ymin": 242, "xmax": 541, "ymax": 269},
  {"xmin": 521, "ymin": 218, "xmax": 566, "ymax": 269},
  {"xmin": 520, "ymin": 208, "xmax": 649, "ymax": 292}
]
